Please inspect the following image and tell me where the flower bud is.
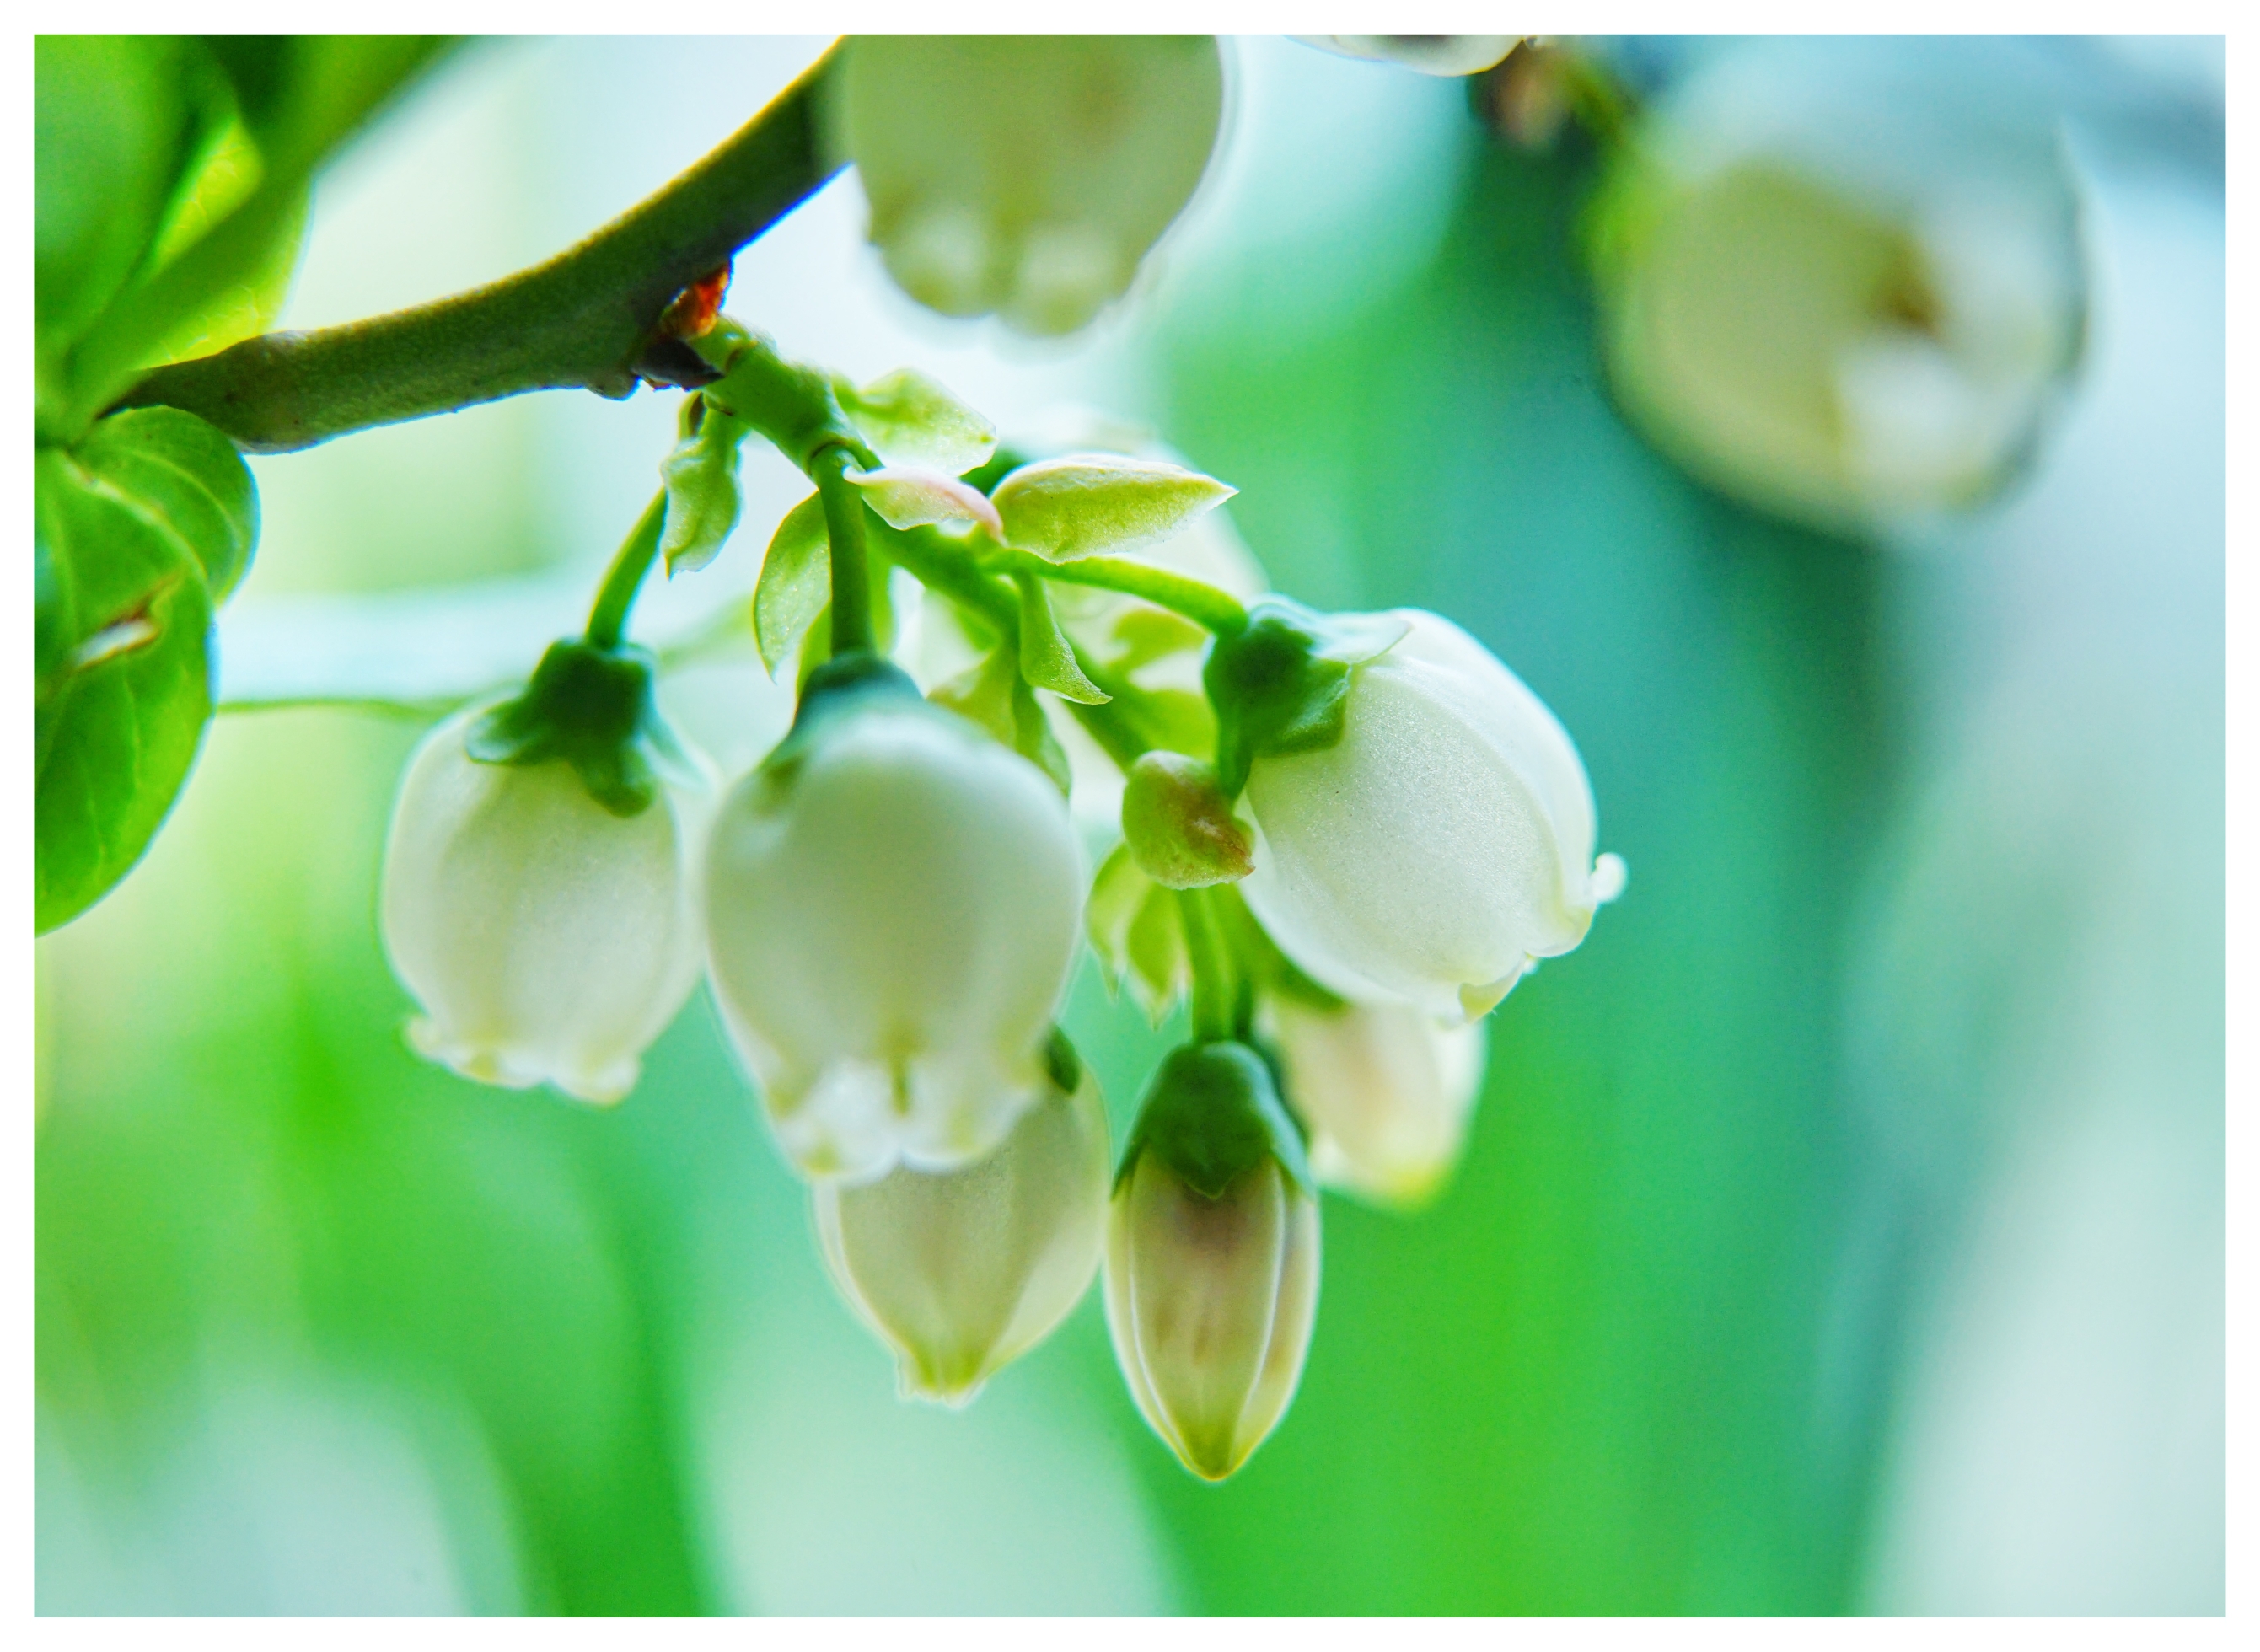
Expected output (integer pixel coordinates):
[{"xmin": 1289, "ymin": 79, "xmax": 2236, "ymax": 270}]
[
  {"xmin": 1590, "ymin": 37, "xmax": 2086, "ymax": 528},
  {"xmin": 704, "ymin": 662, "xmax": 1086, "ymax": 1182},
  {"xmin": 813, "ymin": 1034, "xmax": 1109, "ymax": 1405},
  {"xmin": 1121, "ymin": 752, "xmax": 1253, "ymax": 889},
  {"xmin": 1230, "ymin": 608, "xmax": 1624, "ymax": 1022},
  {"xmin": 829, "ymin": 36, "xmax": 1225, "ymax": 335},
  {"xmin": 1264, "ymin": 996, "xmax": 1487, "ymax": 1208},
  {"xmin": 379, "ymin": 705, "xmax": 706, "ymax": 1103},
  {"xmin": 1104, "ymin": 1042, "xmax": 1320, "ymax": 1482}
]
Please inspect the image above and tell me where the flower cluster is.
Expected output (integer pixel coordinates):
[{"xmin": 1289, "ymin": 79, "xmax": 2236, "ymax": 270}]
[{"xmin": 376, "ymin": 316, "xmax": 1622, "ymax": 1478}]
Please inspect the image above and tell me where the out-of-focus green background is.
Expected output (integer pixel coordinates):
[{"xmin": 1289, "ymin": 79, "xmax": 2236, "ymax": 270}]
[{"xmin": 34, "ymin": 37, "xmax": 2225, "ymax": 1615}]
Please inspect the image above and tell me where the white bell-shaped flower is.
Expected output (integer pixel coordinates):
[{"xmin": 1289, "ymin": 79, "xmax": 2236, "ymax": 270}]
[
  {"xmin": 813, "ymin": 1046, "xmax": 1109, "ymax": 1404},
  {"xmin": 1264, "ymin": 997, "xmax": 1488, "ymax": 1208},
  {"xmin": 704, "ymin": 691, "xmax": 1085, "ymax": 1182},
  {"xmin": 1239, "ymin": 609, "xmax": 1624, "ymax": 1022},
  {"xmin": 1294, "ymin": 35, "xmax": 1527, "ymax": 77},
  {"xmin": 379, "ymin": 707, "xmax": 706, "ymax": 1104},
  {"xmin": 829, "ymin": 37, "xmax": 1225, "ymax": 336},
  {"xmin": 1590, "ymin": 37, "xmax": 2085, "ymax": 528}
]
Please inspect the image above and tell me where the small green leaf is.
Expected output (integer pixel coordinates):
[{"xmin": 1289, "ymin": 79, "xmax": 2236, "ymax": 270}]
[
  {"xmin": 658, "ymin": 399, "xmax": 748, "ymax": 574},
  {"xmin": 74, "ymin": 405, "xmax": 259, "ymax": 602},
  {"xmin": 35, "ymin": 451, "xmax": 216, "ymax": 935},
  {"xmin": 837, "ymin": 367, "xmax": 996, "ymax": 475},
  {"xmin": 929, "ymin": 643, "xmax": 1071, "ymax": 793},
  {"xmin": 1121, "ymin": 752, "xmax": 1252, "ymax": 889},
  {"xmin": 1087, "ymin": 843, "xmax": 1149, "ymax": 991},
  {"xmin": 1012, "ymin": 573, "xmax": 1109, "ymax": 705},
  {"xmin": 1125, "ymin": 879, "xmax": 1190, "ymax": 1025},
  {"xmin": 1088, "ymin": 842, "xmax": 1189, "ymax": 1023},
  {"xmin": 992, "ymin": 453, "xmax": 1235, "ymax": 561},
  {"xmin": 846, "ymin": 464, "xmax": 1002, "ymax": 536},
  {"xmin": 754, "ymin": 492, "xmax": 830, "ymax": 677}
]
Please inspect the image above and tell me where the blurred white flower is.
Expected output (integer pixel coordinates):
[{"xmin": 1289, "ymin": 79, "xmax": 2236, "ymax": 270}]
[
  {"xmin": 829, "ymin": 36, "xmax": 1225, "ymax": 335},
  {"xmin": 1104, "ymin": 1043, "xmax": 1321, "ymax": 1482},
  {"xmin": 1239, "ymin": 609, "xmax": 1624, "ymax": 1022},
  {"xmin": 813, "ymin": 1046, "xmax": 1109, "ymax": 1404},
  {"xmin": 1591, "ymin": 36, "xmax": 2086, "ymax": 528},
  {"xmin": 704, "ymin": 689, "xmax": 1085, "ymax": 1181},
  {"xmin": 380, "ymin": 706, "xmax": 706, "ymax": 1104},
  {"xmin": 1265, "ymin": 996, "xmax": 1487, "ymax": 1207},
  {"xmin": 1295, "ymin": 35, "xmax": 1526, "ymax": 78}
]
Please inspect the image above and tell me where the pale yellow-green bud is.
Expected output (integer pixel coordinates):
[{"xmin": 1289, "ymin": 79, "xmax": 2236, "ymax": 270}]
[
  {"xmin": 1104, "ymin": 1043, "xmax": 1320, "ymax": 1482},
  {"xmin": 813, "ymin": 1050, "xmax": 1109, "ymax": 1405},
  {"xmin": 1121, "ymin": 752, "xmax": 1253, "ymax": 889}
]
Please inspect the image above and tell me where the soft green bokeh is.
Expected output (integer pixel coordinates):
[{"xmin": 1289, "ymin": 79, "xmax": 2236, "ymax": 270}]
[{"xmin": 35, "ymin": 36, "xmax": 2224, "ymax": 1616}]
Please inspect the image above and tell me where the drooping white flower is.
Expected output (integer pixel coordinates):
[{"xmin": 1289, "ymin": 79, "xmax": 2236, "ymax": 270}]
[
  {"xmin": 380, "ymin": 705, "xmax": 706, "ymax": 1104},
  {"xmin": 1237, "ymin": 609, "xmax": 1625, "ymax": 1022},
  {"xmin": 704, "ymin": 679, "xmax": 1086, "ymax": 1182},
  {"xmin": 1103, "ymin": 1041, "xmax": 1320, "ymax": 1482},
  {"xmin": 813, "ymin": 1043, "xmax": 1109, "ymax": 1404},
  {"xmin": 1294, "ymin": 35, "xmax": 1527, "ymax": 77},
  {"xmin": 1589, "ymin": 36, "xmax": 2086, "ymax": 528},
  {"xmin": 1264, "ymin": 996, "xmax": 1487, "ymax": 1208},
  {"xmin": 828, "ymin": 36, "xmax": 1226, "ymax": 336}
]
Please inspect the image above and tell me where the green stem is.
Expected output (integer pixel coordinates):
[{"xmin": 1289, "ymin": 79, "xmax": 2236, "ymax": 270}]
[
  {"xmin": 988, "ymin": 548, "xmax": 1248, "ymax": 636},
  {"xmin": 584, "ymin": 491, "xmax": 669, "ymax": 650},
  {"xmin": 813, "ymin": 447, "xmax": 875, "ymax": 657},
  {"xmin": 1178, "ymin": 887, "xmax": 1238, "ymax": 1043},
  {"xmin": 119, "ymin": 46, "xmax": 845, "ymax": 453}
]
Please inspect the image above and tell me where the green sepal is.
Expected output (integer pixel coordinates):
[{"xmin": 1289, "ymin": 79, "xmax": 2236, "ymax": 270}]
[
  {"xmin": 1012, "ymin": 572, "xmax": 1109, "ymax": 705},
  {"xmin": 753, "ymin": 648, "xmax": 926, "ymax": 799},
  {"xmin": 1116, "ymin": 1040, "xmax": 1313, "ymax": 1201},
  {"xmin": 1087, "ymin": 844, "xmax": 1189, "ymax": 1024},
  {"xmin": 1041, "ymin": 1026, "xmax": 1084, "ymax": 1097},
  {"xmin": 928, "ymin": 641, "xmax": 1071, "ymax": 794},
  {"xmin": 694, "ymin": 320, "xmax": 870, "ymax": 474},
  {"xmin": 465, "ymin": 639, "xmax": 692, "ymax": 818},
  {"xmin": 754, "ymin": 491, "xmax": 831, "ymax": 677},
  {"xmin": 1202, "ymin": 597, "xmax": 1409, "ymax": 796},
  {"xmin": 658, "ymin": 394, "xmax": 749, "ymax": 574}
]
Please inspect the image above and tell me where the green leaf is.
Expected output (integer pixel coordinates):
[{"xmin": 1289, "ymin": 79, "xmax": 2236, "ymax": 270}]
[
  {"xmin": 73, "ymin": 406, "xmax": 259, "ymax": 602},
  {"xmin": 35, "ymin": 36, "xmax": 211, "ymax": 371},
  {"xmin": 1086, "ymin": 844, "xmax": 1189, "ymax": 1024},
  {"xmin": 54, "ymin": 35, "xmax": 456, "ymax": 435},
  {"xmin": 836, "ymin": 367, "xmax": 996, "ymax": 475},
  {"xmin": 753, "ymin": 493, "xmax": 830, "ymax": 677},
  {"xmin": 35, "ymin": 451, "xmax": 216, "ymax": 935},
  {"xmin": 991, "ymin": 453, "xmax": 1235, "ymax": 561},
  {"xmin": 658, "ymin": 400, "xmax": 748, "ymax": 574},
  {"xmin": 1012, "ymin": 572, "xmax": 1109, "ymax": 705}
]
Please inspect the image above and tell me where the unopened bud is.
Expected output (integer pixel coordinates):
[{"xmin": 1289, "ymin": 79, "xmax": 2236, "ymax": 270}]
[
  {"xmin": 1104, "ymin": 1042, "xmax": 1320, "ymax": 1481},
  {"xmin": 1121, "ymin": 752, "xmax": 1253, "ymax": 889}
]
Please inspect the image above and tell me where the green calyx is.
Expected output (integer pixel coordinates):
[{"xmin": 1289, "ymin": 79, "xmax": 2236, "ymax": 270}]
[
  {"xmin": 1202, "ymin": 598, "xmax": 1409, "ymax": 797},
  {"xmin": 751, "ymin": 649, "xmax": 926, "ymax": 799},
  {"xmin": 1118, "ymin": 1040, "xmax": 1311, "ymax": 1202},
  {"xmin": 466, "ymin": 638, "xmax": 692, "ymax": 818}
]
